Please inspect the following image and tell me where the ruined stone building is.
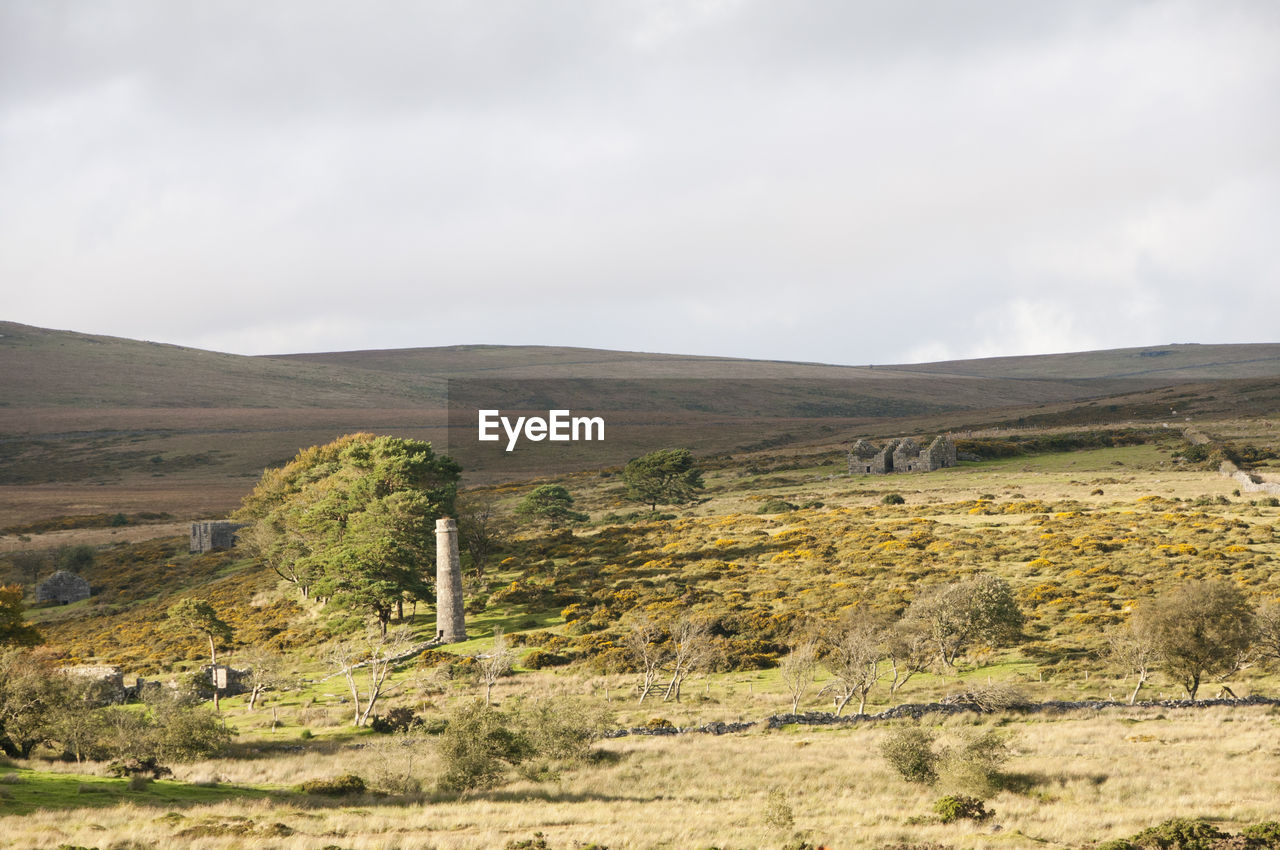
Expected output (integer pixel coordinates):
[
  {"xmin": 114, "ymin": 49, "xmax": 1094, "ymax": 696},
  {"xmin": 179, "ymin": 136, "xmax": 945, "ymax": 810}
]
[
  {"xmin": 848, "ymin": 435, "xmax": 957, "ymax": 475},
  {"xmin": 35, "ymin": 569, "xmax": 91, "ymax": 604},
  {"xmin": 190, "ymin": 521, "xmax": 244, "ymax": 553}
]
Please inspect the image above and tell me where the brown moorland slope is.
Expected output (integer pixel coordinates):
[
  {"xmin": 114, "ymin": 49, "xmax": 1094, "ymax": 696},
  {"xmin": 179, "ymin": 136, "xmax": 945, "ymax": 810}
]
[{"xmin": 2, "ymin": 321, "xmax": 1279, "ymax": 524}]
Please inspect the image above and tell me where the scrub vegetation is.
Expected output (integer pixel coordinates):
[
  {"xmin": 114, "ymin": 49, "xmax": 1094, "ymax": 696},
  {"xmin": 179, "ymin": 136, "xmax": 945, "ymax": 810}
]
[{"xmin": 2, "ymin": 420, "xmax": 1280, "ymax": 849}]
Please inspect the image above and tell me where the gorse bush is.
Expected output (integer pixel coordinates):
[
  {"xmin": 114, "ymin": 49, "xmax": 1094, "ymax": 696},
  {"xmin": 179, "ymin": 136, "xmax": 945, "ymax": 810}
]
[
  {"xmin": 881, "ymin": 727, "xmax": 1014, "ymax": 798},
  {"xmin": 932, "ymin": 795, "xmax": 991, "ymax": 824},
  {"xmin": 436, "ymin": 697, "xmax": 610, "ymax": 792},
  {"xmin": 936, "ymin": 729, "xmax": 1013, "ymax": 798},
  {"xmin": 880, "ymin": 727, "xmax": 938, "ymax": 784},
  {"xmin": 763, "ymin": 788, "xmax": 795, "ymax": 831},
  {"xmin": 436, "ymin": 702, "xmax": 529, "ymax": 792},
  {"xmin": 299, "ymin": 773, "xmax": 366, "ymax": 796}
]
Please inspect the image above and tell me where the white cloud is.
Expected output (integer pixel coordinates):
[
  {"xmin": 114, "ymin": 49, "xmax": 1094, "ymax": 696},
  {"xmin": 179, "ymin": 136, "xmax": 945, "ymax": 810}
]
[{"xmin": 1, "ymin": 1, "xmax": 1277, "ymax": 363}]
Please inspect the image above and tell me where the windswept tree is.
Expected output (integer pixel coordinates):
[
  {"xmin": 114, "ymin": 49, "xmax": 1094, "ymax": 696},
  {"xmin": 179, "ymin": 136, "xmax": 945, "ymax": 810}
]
[
  {"xmin": 623, "ymin": 448, "xmax": 705, "ymax": 512},
  {"xmin": 663, "ymin": 615, "xmax": 716, "ymax": 703},
  {"xmin": 328, "ymin": 627, "xmax": 414, "ymax": 727},
  {"xmin": 240, "ymin": 647, "xmax": 290, "ymax": 712},
  {"xmin": 237, "ymin": 434, "xmax": 460, "ymax": 631},
  {"xmin": 1142, "ymin": 579, "xmax": 1256, "ymax": 699},
  {"xmin": 780, "ymin": 639, "xmax": 820, "ymax": 714},
  {"xmin": 477, "ymin": 628, "xmax": 516, "ymax": 705},
  {"xmin": 624, "ymin": 613, "xmax": 670, "ymax": 704},
  {"xmin": 1104, "ymin": 615, "xmax": 1161, "ymax": 704},
  {"xmin": 514, "ymin": 484, "xmax": 587, "ymax": 529},
  {"xmin": 820, "ymin": 614, "xmax": 885, "ymax": 715},
  {"xmin": 886, "ymin": 618, "xmax": 933, "ymax": 699},
  {"xmin": 167, "ymin": 599, "xmax": 232, "ymax": 710},
  {"xmin": 904, "ymin": 575, "xmax": 1024, "ymax": 667},
  {"xmin": 1257, "ymin": 602, "xmax": 1280, "ymax": 665}
]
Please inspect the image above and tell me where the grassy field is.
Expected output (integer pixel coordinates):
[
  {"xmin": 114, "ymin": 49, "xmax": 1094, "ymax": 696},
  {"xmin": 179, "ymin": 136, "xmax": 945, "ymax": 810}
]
[
  {"xmin": 3, "ymin": 705, "xmax": 1279, "ymax": 849},
  {"xmin": 4, "ymin": 330, "xmax": 1280, "ymax": 848}
]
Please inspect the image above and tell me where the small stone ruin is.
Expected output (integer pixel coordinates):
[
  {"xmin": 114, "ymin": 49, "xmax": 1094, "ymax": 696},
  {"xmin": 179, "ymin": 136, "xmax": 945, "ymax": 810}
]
[
  {"xmin": 35, "ymin": 569, "xmax": 91, "ymax": 605},
  {"xmin": 848, "ymin": 435, "xmax": 957, "ymax": 475},
  {"xmin": 190, "ymin": 520, "xmax": 244, "ymax": 553}
]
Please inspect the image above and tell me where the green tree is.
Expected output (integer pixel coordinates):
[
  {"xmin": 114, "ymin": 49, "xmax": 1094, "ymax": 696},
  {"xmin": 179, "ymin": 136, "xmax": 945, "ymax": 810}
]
[
  {"xmin": 237, "ymin": 433, "xmax": 460, "ymax": 631},
  {"xmin": 904, "ymin": 575, "xmax": 1024, "ymax": 667},
  {"xmin": 0, "ymin": 649, "xmax": 63, "ymax": 757},
  {"xmin": 1139, "ymin": 579, "xmax": 1256, "ymax": 698},
  {"xmin": 622, "ymin": 448, "xmax": 705, "ymax": 512},
  {"xmin": 167, "ymin": 598, "xmax": 232, "ymax": 710},
  {"xmin": 514, "ymin": 484, "xmax": 587, "ymax": 528},
  {"xmin": 56, "ymin": 544, "xmax": 96, "ymax": 573},
  {"xmin": 0, "ymin": 585, "xmax": 41, "ymax": 647}
]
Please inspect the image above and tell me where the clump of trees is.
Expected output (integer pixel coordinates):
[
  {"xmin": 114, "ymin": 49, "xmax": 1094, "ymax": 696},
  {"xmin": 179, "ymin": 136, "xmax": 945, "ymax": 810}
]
[
  {"xmin": 618, "ymin": 575, "xmax": 1024, "ymax": 713},
  {"xmin": 623, "ymin": 612, "xmax": 717, "ymax": 703},
  {"xmin": 237, "ymin": 433, "xmax": 460, "ymax": 633},
  {"xmin": 0, "ymin": 648, "xmax": 228, "ymax": 764},
  {"xmin": 435, "ymin": 697, "xmax": 612, "ymax": 792},
  {"xmin": 879, "ymin": 725, "xmax": 1014, "ymax": 798}
]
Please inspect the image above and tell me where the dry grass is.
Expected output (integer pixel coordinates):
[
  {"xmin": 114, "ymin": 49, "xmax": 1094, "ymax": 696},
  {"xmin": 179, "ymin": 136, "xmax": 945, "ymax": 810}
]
[{"xmin": 4, "ymin": 705, "xmax": 1279, "ymax": 849}]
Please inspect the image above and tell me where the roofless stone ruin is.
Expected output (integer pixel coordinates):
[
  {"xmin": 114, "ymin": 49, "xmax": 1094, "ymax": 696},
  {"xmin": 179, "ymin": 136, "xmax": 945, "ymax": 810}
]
[{"xmin": 848, "ymin": 435, "xmax": 957, "ymax": 475}]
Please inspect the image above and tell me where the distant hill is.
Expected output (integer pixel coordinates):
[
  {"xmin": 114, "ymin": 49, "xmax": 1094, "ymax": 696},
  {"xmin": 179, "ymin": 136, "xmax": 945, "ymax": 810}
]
[{"xmin": 2, "ymin": 321, "xmax": 1279, "ymax": 524}]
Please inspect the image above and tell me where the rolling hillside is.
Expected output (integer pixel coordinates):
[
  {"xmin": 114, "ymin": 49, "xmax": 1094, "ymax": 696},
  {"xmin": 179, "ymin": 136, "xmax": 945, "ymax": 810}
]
[{"xmin": 2, "ymin": 320, "xmax": 1279, "ymax": 524}]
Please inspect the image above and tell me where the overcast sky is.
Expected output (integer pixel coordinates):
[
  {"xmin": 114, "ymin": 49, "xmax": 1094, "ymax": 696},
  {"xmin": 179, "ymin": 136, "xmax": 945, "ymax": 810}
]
[{"xmin": 2, "ymin": 1, "xmax": 1277, "ymax": 365}]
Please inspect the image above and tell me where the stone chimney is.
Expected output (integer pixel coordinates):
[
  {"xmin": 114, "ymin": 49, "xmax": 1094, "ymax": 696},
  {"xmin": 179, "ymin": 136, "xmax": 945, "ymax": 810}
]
[{"xmin": 434, "ymin": 517, "xmax": 467, "ymax": 643}]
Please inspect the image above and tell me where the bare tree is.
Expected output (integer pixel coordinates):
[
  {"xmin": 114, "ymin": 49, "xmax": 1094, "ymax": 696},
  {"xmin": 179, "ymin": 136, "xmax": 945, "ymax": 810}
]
[
  {"xmin": 477, "ymin": 627, "xmax": 515, "ymax": 705},
  {"xmin": 663, "ymin": 616, "xmax": 715, "ymax": 703},
  {"xmin": 10, "ymin": 552, "xmax": 45, "ymax": 587},
  {"xmin": 240, "ymin": 647, "xmax": 290, "ymax": 712},
  {"xmin": 820, "ymin": 617, "xmax": 884, "ymax": 716},
  {"xmin": 327, "ymin": 627, "xmax": 413, "ymax": 726},
  {"xmin": 625, "ymin": 613, "xmax": 670, "ymax": 704},
  {"xmin": 1255, "ymin": 602, "xmax": 1280, "ymax": 664},
  {"xmin": 1104, "ymin": 616, "xmax": 1161, "ymax": 704},
  {"xmin": 780, "ymin": 640, "xmax": 820, "ymax": 713},
  {"xmin": 886, "ymin": 619, "xmax": 933, "ymax": 700}
]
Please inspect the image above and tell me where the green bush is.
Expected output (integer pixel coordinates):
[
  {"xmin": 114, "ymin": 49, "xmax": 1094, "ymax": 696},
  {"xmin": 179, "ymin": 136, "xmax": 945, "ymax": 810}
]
[
  {"xmin": 880, "ymin": 727, "xmax": 938, "ymax": 784},
  {"xmin": 757, "ymin": 499, "xmax": 797, "ymax": 514},
  {"xmin": 369, "ymin": 707, "xmax": 420, "ymax": 734},
  {"xmin": 1241, "ymin": 823, "xmax": 1280, "ymax": 848},
  {"xmin": 936, "ymin": 729, "xmax": 1013, "ymax": 798},
  {"xmin": 523, "ymin": 649, "xmax": 571, "ymax": 669},
  {"xmin": 932, "ymin": 795, "xmax": 991, "ymax": 824},
  {"xmin": 436, "ymin": 701, "xmax": 530, "ymax": 793},
  {"xmin": 298, "ymin": 773, "xmax": 366, "ymax": 796},
  {"xmin": 881, "ymin": 493, "xmax": 906, "ymax": 505},
  {"xmin": 1129, "ymin": 819, "xmax": 1224, "ymax": 850},
  {"xmin": 1095, "ymin": 841, "xmax": 1133, "ymax": 850}
]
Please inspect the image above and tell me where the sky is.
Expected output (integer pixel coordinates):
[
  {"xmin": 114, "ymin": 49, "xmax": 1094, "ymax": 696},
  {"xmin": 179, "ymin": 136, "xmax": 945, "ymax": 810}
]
[{"xmin": 2, "ymin": 1, "xmax": 1278, "ymax": 366}]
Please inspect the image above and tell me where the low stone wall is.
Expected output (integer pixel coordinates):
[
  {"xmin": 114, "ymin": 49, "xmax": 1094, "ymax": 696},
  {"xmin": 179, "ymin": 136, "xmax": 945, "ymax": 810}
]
[
  {"xmin": 603, "ymin": 694, "xmax": 1280, "ymax": 738},
  {"xmin": 1219, "ymin": 460, "xmax": 1280, "ymax": 497}
]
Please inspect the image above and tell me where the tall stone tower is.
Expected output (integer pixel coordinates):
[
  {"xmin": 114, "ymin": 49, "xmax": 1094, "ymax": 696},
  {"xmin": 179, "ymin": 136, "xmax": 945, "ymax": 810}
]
[{"xmin": 434, "ymin": 517, "xmax": 467, "ymax": 643}]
